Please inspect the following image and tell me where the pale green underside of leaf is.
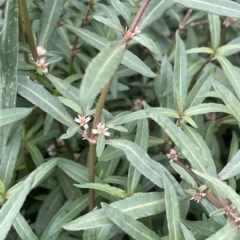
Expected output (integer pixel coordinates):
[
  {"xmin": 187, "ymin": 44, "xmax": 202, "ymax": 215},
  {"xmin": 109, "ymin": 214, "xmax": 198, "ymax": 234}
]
[
  {"xmin": 0, "ymin": 108, "xmax": 32, "ymax": 127},
  {"xmin": 174, "ymin": 0, "xmax": 240, "ymax": 18},
  {"xmin": 93, "ymin": 16, "xmax": 124, "ymax": 33},
  {"xmin": 216, "ymin": 44, "xmax": 240, "ymax": 57},
  {"xmin": 65, "ymin": 25, "xmax": 156, "ymax": 77},
  {"xmin": 208, "ymin": 13, "xmax": 220, "ymax": 50},
  {"xmin": 101, "ymin": 203, "xmax": 161, "ymax": 240},
  {"xmin": 186, "ymin": 47, "xmax": 214, "ymax": 54}
]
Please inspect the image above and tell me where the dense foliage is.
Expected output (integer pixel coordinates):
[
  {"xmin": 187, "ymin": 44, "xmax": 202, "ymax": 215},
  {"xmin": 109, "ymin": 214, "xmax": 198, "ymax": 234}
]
[{"xmin": 1, "ymin": 0, "xmax": 240, "ymax": 239}]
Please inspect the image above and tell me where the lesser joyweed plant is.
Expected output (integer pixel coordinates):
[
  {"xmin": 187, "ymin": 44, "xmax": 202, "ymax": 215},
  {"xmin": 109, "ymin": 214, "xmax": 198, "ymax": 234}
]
[{"xmin": 1, "ymin": 0, "xmax": 240, "ymax": 239}]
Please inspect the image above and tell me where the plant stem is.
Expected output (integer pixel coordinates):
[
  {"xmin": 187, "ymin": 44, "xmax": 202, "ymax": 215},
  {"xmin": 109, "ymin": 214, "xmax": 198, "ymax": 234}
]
[{"xmin": 18, "ymin": 0, "xmax": 39, "ymax": 61}]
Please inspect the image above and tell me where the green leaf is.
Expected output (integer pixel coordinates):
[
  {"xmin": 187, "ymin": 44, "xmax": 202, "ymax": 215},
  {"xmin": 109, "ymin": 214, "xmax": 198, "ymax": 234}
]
[
  {"xmin": 193, "ymin": 169, "xmax": 240, "ymax": 212},
  {"xmin": 101, "ymin": 203, "xmax": 161, "ymax": 240},
  {"xmin": 215, "ymin": 56, "xmax": 240, "ymax": 100},
  {"xmin": 0, "ymin": 108, "xmax": 32, "ymax": 127},
  {"xmin": 93, "ymin": 16, "xmax": 124, "ymax": 33},
  {"xmin": 0, "ymin": 173, "xmax": 35, "ymax": 240},
  {"xmin": 144, "ymin": 103, "xmax": 215, "ymax": 176},
  {"xmin": 138, "ymin": 0, "xmax": 175, "ymax": 30},
  {"xmin": 35, "ymin": 186, "xmax": 65, "ymax": 236},
  {"xmin": 60, "ymin": 124, "xmax": 80, "ymax": 140},
  {"xmin": 106, "ymin": 139, "xmax": 184, "ymax": 196},
  {"xmin": 25, "ymin": 141, "xmax": 45, "ymax": 167},
  {"xmin": 58, "ymin": 97, "xmax": 83, "ymax": 115},
  {"xmin": 44, "ymin": 114, "xmax": 54, "ymax": 136},
  {"xmin": 40, "ymin": 195, "xmax": 89, "ymax": 240},
  {"xmin": 47, "ymin": 74, "xmax": 80, "ymax": 105},
  {"xmin": 133, "ymin": 34, "xmax": 161, "ymax": 60},
  {"xmin": 13, "ymin": 213, "xmax": 39, "ymax": 240},
  {"xmin": 65, "ymin": 26, "xmax": 156, "ymax": 77},
  {"xmin": 38, "ymin": 0, "xmax": 67, "ymax": 46},
  {"xmin": 99, "ymin": 146, "xmax": 124, "ymax": 162},
  {"xmin": 128, "ymin": 118, "xmax": 148, "ymax": 194},
  {"xmin": 96, "ymin": 135, "xmax": 106, "ymax": 158},
  {"xmin": 63, "ymin": 192, "xmax": 186, "ymax": 231},
  {"xmin": 216, "ymin": 44, "xmax": 240, "ymax": 57},
  {"xmin": 182, "ymin": 219, "xmax": 221, "ymax": 237},
  {"xmin": 173, "ymin": 31, "xmax": 188, "ymax": 113},
  {"xmin": 213, "ymin": 80, "xmax": 240, "ymax": 123},
  {"xmin": 18, "ymin": 76, "xmax": 74, "ymax": 127},
  {"xmin": 75, "ymin": 183, "xmax": 128, "ymax": 199},
  {"xmin": 228, "ymin": 132, "xmax": 239, "ymax": 162},
  {"xmin": 185, "ymin": 68, "xmax": 213, "ymax": 109},
  {"xmin": 218, "ymin": 150, "xmax": 240, "ymax": 181},
  {"xmin": 79, "ymin": 41, "xmax": 125, "ymax": 107},
  {"xmin": 186, "ymin": 47, "xmax": 214, "ymax": 54},
  {"xmin": 110, "ymin": 0, "xmax": 131, "ymax": 26},
  {"xmin": 173, "ymin": 0, "xmax": 240, "ymax": 18},
  {"xmin": 0, "ymin": 129, "xmax": 21, "ymax": 189},
  {"xmin": 163, "ymin": 173, "xmax": 182, "ymax": 240},
  {"xmin": 208, "ymin": 14, "xmax": 220, "ymax": 50},
  {"xmin": 184, "ymin": 103, "xmax": 231, "ymax": 116},
  {"xmin": 180, "ymin": 222, "xmax": 196, "ymax": 240},
  {"xmin": 206, "ymin": 221, "xmax": 238, "ymax": 240},
  {"xmin": 0, "ymin": 0, "xmax": 18, "ymax": 157}
]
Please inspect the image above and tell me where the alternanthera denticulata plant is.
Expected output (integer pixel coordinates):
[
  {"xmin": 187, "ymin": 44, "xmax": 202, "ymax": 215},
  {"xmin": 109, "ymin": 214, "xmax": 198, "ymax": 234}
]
[{"xmin": 2, "ymin": 0, "xmax": 240, "ymax": 239}]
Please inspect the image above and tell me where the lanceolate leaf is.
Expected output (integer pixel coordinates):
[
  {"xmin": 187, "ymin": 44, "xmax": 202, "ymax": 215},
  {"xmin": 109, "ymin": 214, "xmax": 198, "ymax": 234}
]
[
  {"xmin": 213, "ymin": 80, "xmax": 240, "ymax": 123},
  {"xmin": 101, "ymin": 203, "xmax": 161, "ymax": 240},
  {"xmin": 163, "ymin": 173, "xmax": 182, "ymax": 240},
  {"xmin": 65, "ymin": 26, "xmax": 156, "ymax": 77},
  {"xmin": 18, "ymin": 76, "xmax": 74, "ymax": 127},
  {"xmin": 138, "ymin": 0, "xmax": 175, "ymax": 30},
  {"xmin": 173, "ymin": 0, "xmax": 240, "ymax": 18},
  {"xmin": 0, "ymin": 108, "xmax": 32, "ymax": 127},
  {"xmin": 79, "ymin": 41, "xmax": 125, "ymax": 107},
  {"xmin": 63, "ymin": 192, "xmax": 167, "ymax": 230},
  {"xmin": 93, "ymin": 16, "xmax": 124, "ymax": 33},
  {"xmin": 0, "ymin": 173, "xmax": 35, "ymax": 240},
  {"xmin": 173, "ymin": 31, "xmax": 188, "ymax": 113},
  {"xmin": 38, "ymin": 0, "xmax": 67, "ymax": 46},
  {"xmin": 106, "ymin": 139, "xmax": 184, "ymax": 196}
]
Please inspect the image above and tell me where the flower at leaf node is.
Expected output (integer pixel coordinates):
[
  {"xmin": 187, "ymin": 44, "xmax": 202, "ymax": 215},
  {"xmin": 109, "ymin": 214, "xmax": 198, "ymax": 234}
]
[
  {"xmin": 166, "ymin": 148, "xmax": 179, "ymax": 161},
  {"xmin": 35, "ymin": 58, "xmax": 49, "ymax": 74},
  {"xmin": 75, "ymin": 115, "xmax": 91, "ymax": 129},
  {"xmin": 190, "ymin": 192, "xmax": 206, "ymax": 203},
  {"xmin": 91, "ymin": 122, "xmax": 110, "ymax": 136},
  {"xmin": 36, "ymin": 46, "xmax": 47, "ymax": 56}
]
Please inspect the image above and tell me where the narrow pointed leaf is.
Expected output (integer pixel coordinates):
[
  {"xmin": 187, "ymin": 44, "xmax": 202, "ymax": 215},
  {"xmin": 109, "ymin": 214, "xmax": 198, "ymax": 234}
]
[
  {"xmin": 0, "ymin": 108, "xmax": 32, "ymax": 127},
  {"xmin": 186, "ymin": 47, "xmax": 214, "ymax": 54},
  {"xmin": 0, "ymin": 173, "xmax": 34, "ymax": 240},
  {"xmin": 180, "ymin": 223, "xmax": 195, "ymax": 240},
  {"xmin": 60, "ymin": 124, "xmax": 80, "ymax": 140},
  {"xmin": 216, "ymin": 56, "xmax": 240, "ymax": 100},
  {"xmin": 173, "ymin": 0, "xmax": 240, "ymax": 18},
  {"xmin": 79, "ymin": 41, "xmax": 125, "ymax": 106},
  {"xmin": 216, "ymin": 44, "xmax": 240, "ymax": 57},
  {"xmin": 13, "ymin": 213, "xmax": 39, "ymax": 240},
  {"xmin": 101, "ymin": 203, "xmax": 161, "ymax": 240},
  {"xmin": 65, "ymin": 26, "xmax": 156, "ymax": 77},
  {"xmin": 138, "ymin": 0, "xmax": 175, "ymax": 30},
  {"xmin": 106, "ymin": 139, "xmax": 184, "ymax": 196},
  {"xmin": 218, "ymin": 150, "xmax": 240, "ymax": 181},
  {"xmin": 213, "ymin": 80, "xmax": 240, "ymax": 123},
  {"xmin": 93, "ymin": 16, "xmax": 124, "ymax": 33},
  {"xmin": 184, "ymin": 103, "xmax": 231, "ymax": 116},
  {"xmin": 18, "ymin": 76, "xmax": 74, "ymax": 127},
  {"xmin": 38, "ymin": 0, "xmax": 67, "ymax": 46},
  {"xmin": 0, "ymin": 129, "xmax": 21, "ymax": 189},
  {"xmin": 163, "ymin": 173, "xmax": 182, "ymax": 240},
  {"xmin": 75, "ymin": 183, "xmax": 128, "ymax": 199},
  {"xmin": 111, "ymin": 0, "xmax": 131, "ymax": 25},
  {"xmin": 25, "ymin": 141, "xmax": 45, "ymax": 167},
  {"xmin": 173, "ymin": 31, "xmax": 187, "ymax": 113},
  {"xmin": 208, "ymin": 14, "xmax": 220, "ymax": 49}
]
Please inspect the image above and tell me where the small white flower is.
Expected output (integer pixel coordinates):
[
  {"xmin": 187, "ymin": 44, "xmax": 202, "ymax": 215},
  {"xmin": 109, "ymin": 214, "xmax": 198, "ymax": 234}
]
[
  {"xmin": 190, "ymin": 192, "xmax": 206, "ymax": 203},
  {"xmin": 75, "ymin": 115, "xmax": 92, "ymax": 129},
  {"xmin": 36, "ymin": 46, "xmax": 47, "ymax": 56},
  {"xmin": 47, "ymin": 144, "xmax": 56, "ymax": 156},
  {"xmin": 35, "ymin": 57, "xmax": 49, "ymax": 74},
  {"xmin": 223, "ymin": 17, "xmax": 237, "ymax": 27},
  {"xmin": 166, "ymin": 148, "xmax": 179, "ymax": 161},
  {"xmin": 91, "ymin": 122, "xmax": 110, "ymax": 136},
  {"xmin": 56, "ymin": 138, "xmax": 64, "ymax": 147}
]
